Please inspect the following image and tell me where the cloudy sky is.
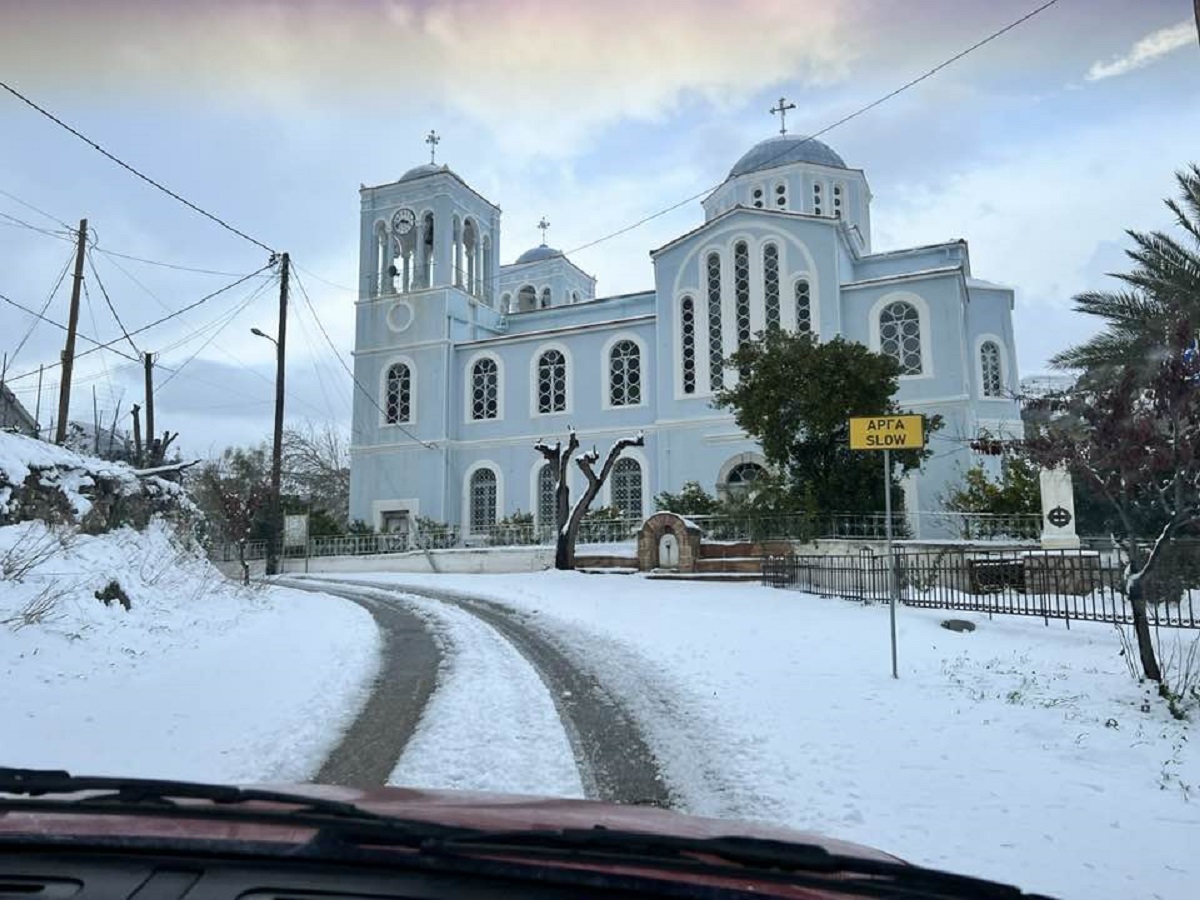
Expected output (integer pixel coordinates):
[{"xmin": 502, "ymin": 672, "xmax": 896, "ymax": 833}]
[{"xmin": 0, "ymin": 0, "xmax": 1196, "ymax": 458}]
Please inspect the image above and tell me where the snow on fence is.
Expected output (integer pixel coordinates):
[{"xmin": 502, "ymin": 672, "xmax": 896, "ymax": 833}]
[{"xmin": 762, "ymin": 547, "xmax": 1200, "ymax": 629}]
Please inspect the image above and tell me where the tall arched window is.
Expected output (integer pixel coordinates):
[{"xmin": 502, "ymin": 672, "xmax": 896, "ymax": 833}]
[
  {"xmin": 879, "ymin": 301, "xmax": 923, "ymax": 375},
  {"xmin": 763, "ymin": 244, "xmax": 780, "ymax": 332},
  {"xmin": 517, "ymin": 284, "xmax": 536, "ymax": 312},
  {"xmin": 612, "ymin": 457, "xmax": 643, "ymax": 521},
  {"xmin": 540, "ymin": 287, "xmax": 552, "ymax": 309},
  {"xmin": 537, "ymin": 463, "xmax": 557, "ymax": 532},
  {"xmin": 795, "ymin": 279, "xmax": 812, "ymax": 335},
  {"xmin": 706, "ymin": 252, "xmax": 723, "ymax": 391},
  {"xmin": 420, "ymin": 212, "xmax": 434, "ymax": 287},
  {"xmin": 500, "ymin": 292, "xmax": 512, "ymax": 313},
  {"xmin": 609, "ymin": 340, "xmax": 641, "ymax": 406},
  {"xmin": 734, "ymin": 241, "xmax": 750, "ymax": 350},
  {"xmin": 470, "ymin": 357, "xmax": 499, "ymax": 419},
  {"xmin": 384, "ymin": 362, "xmax": 411, "ymax": 424},
  {"xmin": 680, "ymin": 295, "xmax": 696, "ymax": 394},
  {"xmin": 469, "ymin": 468, "xmax": 497, "ymax": 533},
  {"xmin": 375, "ymin": 222, "xmax": 389, "ymax": 297},
  {"xmin": 537, "ymin": 349, "xmax": 567, "ymax": 413},
  {"xmin": 981, "ymin": 340, "xmax": 1003, "ymax": 397}
]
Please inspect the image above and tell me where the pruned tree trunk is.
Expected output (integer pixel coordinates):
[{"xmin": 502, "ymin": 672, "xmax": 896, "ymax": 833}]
[
  {"xmin": 238, "ymin": 538, "xmax": 250, "ymax": 586},
  {"xmin": 1121, "ymin": 518, "xmax": 1175, "ymax": 682},
  {"xmin": 536, "ymin": 429, "xmax": 644, "ymax": 571}
]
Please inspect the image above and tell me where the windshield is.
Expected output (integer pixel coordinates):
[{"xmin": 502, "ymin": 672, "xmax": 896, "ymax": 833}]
[{"xmin": 1, "ymin": 3, "xmax": 1197, "ymax": 900}]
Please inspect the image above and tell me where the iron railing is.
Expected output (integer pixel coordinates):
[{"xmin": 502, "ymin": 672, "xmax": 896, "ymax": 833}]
[{"xmin": 762, "ymin": 547, "xmax": 1200, "ymax": 629}]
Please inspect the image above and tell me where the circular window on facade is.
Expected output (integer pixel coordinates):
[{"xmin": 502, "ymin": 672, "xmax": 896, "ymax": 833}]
[{"xmin": 387, "ymin": 300, "xmax": 414, "ymax": 332}]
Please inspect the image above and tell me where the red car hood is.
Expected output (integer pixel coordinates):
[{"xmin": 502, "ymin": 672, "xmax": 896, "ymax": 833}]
[{"xmin": 0, "ymin": 781, "xmax": 901, "ymax": 864}]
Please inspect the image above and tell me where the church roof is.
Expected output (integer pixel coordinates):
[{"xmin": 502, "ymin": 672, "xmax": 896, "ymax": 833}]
[
  {"xmin": 515, "ymin": 244, "xmax": 564, "ymax": 264},
  {"xmin": 399, "ymin": 162, "xmax": 448, "ymax": 182},
  {"xmin": 729, "ymin": 135, "xmax": 846, "ymax": 177}
]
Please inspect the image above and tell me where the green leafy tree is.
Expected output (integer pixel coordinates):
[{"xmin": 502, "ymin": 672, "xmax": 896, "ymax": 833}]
[
  {"xmin": 944, "ymin": 456, "xmax": 1040, "ymax": 516},
  {"xmin": 715, "ymin": 331, "xmax": 938, "ymax": 519},
  {"xmin": 1052, "ymin": 164, "xmax": 1200, "ymax": 381},
  {"xmin": 653, "ymin": 481, "xmax": 722, "ymax": 517}
]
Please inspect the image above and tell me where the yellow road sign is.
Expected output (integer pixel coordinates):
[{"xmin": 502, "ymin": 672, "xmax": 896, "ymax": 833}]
[{"xmin": 849, "ymin": 414, "xmax": 925, "ymax": 450}]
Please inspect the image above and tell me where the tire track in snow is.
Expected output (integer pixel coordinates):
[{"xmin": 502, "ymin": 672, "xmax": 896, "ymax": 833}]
[{"xmin": 304, "ymin": 578, "xmax": 675, "ymax": 809}]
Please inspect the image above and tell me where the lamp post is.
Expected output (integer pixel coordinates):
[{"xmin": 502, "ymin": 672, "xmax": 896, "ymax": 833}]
[{"xmin": 252, "ymin": 252, "xmax": 288, "ymax": 575}]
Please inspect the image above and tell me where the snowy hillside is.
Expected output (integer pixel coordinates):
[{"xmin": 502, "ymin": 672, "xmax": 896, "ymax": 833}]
[{"xmin": 0, "ymin": 433, "xmax": 380, "ymax": 782}]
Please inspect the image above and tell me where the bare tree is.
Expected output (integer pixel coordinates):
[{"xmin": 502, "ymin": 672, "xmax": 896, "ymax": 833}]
[
  {"xmin": 535, "ymin": 428, "xmax": 644, "ymax": 570},
  {"xmin": 283, "ymin": 422, "xmax": 350, "ymax": 527}
]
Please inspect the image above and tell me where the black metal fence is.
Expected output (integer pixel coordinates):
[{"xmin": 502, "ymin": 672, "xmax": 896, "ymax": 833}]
[{"xmin": 762, "ymin": 546, "xmax": 1200, "ymax": 629}]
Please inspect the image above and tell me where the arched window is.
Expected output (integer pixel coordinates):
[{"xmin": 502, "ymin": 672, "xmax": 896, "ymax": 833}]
[
  {"xmin": 763, "ymin": 244, "xmax": 780, "ymax": 332},
  {"xmin": 879, "ymin": 301, "xmax": 923, "ymax": 375},
  {"xmin": 981, "ymin": 340, "xmax": 1003, "ymax": 397},
  {"xmin": 470, "ymin": 357, "xmax": 499, "ymax": 419},
  {"xmin": 734, "ymin": 241, "xmax": 750, "ymax": 350},
  {"xmin": 462, "ymin": 218, "xmax": 478, "ymax": 295},
  {"xmin": 680, "ymin": 295, "xmax": 696, "ymax": 394},
  {"xmin": 795, "ymin": 278, "xmax": 812, "ymax": 335},
  {"xmin": 384, "ymin": 362, "xmax": 411, "ymax": 424},
  {"xmin": 571, "ymin": 291, "xmax": 580, "ymax": 304},
  {"xmin": 469, "ymin": 468, "xmax": 497, "ymax": 533},
  {"xmin": 706, "ymin": 252, "xmax": 723, "ymax": 391},
  {"xmin": 517, "ymin": 284, "xmax": 536, "ymax": 312},
  {"xmin": 609, "ymin": 340, "xmax": 641, "ymax": 406},
  {"xmin": 612, "ymin": 457, "xmax": 643, "ymax": 521},
  {"xmin": 420, "ymin": 212, "xmax": 435, "ymax": 288},
  {"xmin": 375, "ymin": 222, "xmax": 389, "ymax": 297},
  {"xmin": 540, "ymin": 287, "xmax": 552, "ymax": 309},
  {"xmin": 537, "ymin": 349, "xmax": 567, "ymax": 413},
  {"xmin": 500, "ymin": 292, "xmax": 511, "ymax": 313},
  {"xmin": 726, "ymin": 462, "xmax": 764, "ymax": 497},
  {"xmin": 537, "ymin": 463, "xmax": 557, "ymax": 531}
]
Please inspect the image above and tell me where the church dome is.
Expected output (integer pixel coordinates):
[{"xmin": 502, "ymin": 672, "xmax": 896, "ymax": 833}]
[
  {"xmin": 399, "ymin": 162, "xmax": 446, "ymax": 182},
  {"xmin": 516, "ymin": 244, "xmax": 563, "ymax": 264},
  {"xmin": 729, "ymin": 135, "xmax": 846, "ymax": 177}
]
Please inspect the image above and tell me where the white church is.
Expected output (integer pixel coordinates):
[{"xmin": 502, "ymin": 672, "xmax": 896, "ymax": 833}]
[{"xmin": 348, "ymin": 118, "xmax": 1024, "ymax": 541}]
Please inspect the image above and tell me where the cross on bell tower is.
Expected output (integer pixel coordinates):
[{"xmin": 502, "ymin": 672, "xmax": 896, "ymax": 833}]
[
  {"xmin": 770, "ymin": 97, "xmax": 796, "ymax": 136},
  {"xmin": 537, "ymin": 216, "xmax": 550, "ymax": 246},
  {"xmin": 425, "ymin": 129, "xmax": 440, "ymax": 164}
]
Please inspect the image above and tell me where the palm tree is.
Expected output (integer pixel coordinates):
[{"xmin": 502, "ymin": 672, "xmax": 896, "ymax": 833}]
[{"xmin": 1052, "ymin": 164, "xmax": 1200, "ymax": 379}]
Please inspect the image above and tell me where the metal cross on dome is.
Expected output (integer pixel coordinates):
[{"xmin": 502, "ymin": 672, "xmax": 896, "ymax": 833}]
[
  {"xmin": 770, "ymin": 97, "xmax": 796, "ymax": 136},
  {"xmin": 537, "ymin": 216, "xmax": 550, "ymax": 245},
  {"xmin": 425, "ymin": 130, "xmax": 440, "ymax": 164}
]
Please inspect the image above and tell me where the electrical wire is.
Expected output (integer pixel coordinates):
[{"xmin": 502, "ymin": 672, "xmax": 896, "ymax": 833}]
[
  {"xmin": 0, "ymin": 209, "xmax": 72, "ymax": 241},
  {"xmin": 0, "ymin": 186, "xmax": 70, "ymax": 229},
  {"xmin": 0, "ymin": 287, "xmax": 139, "ymax": 364},
  {"xmin": 8, "ymin": 247, "xmax": 74, "ymax": 368},
  {"xmin": 91, "ymin": 244, "xmax": 252, "ymax": 278},
  {"xmin": 1, "ymin": 264, "xmax": 274, "ymax": 385},
  {"xmin": 85, "ymin": 249, "xmax": 140, "ymax": 356},
  {"xmin": 0, "ymin": 78, "xmax": 276, "ymax": 255},
  {"xmin": 289, "ymin": 262, "xmax": 439, "ymax": 450}
]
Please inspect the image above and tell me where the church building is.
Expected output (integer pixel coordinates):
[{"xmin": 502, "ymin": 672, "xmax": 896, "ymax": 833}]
[{"xmin": 349, "ymin": 120, "xmax": 1024, "ymax": 541}]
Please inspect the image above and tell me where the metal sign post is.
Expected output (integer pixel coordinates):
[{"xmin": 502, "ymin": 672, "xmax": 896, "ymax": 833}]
[{"xmin": 848, "ymin": 415, "xmax": 925, "ymax": 680}]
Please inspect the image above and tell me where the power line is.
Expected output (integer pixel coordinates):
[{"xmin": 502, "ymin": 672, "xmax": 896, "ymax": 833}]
[
  {"xmin": 0, "ymin": 286, "xmax": 140, "ymax": 364},
  {"xmin": 85, "ymin": 249, "xmax": 139, "ymax": 356},
  {"xmin": 0, "ymin": 78, "xmax": 276, "ymax": 255},
  {"xmin": 0, "ymin": 187, "xmax": 70, "ymax": 229},
  {"xmin": 290, "ymin": 262, "xmax": 438, "ymax": 450},
  {"xmin": 0, "ymin": 209, "xmax": 71, "ymax": 241},
  {"xmin": 1, "ymin": 264, "xmax": 274, "ymax": 385},
  {"xmin": 8, "ymin": 247, "xmax": 74, "ymax": 368},
  {"xmin": 92, "ymin": 244, "xmax": 252, "ymax": 278}
]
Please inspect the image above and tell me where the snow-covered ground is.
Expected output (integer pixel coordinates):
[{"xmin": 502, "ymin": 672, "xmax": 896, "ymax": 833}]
[
  {"xmin": 1, "ymin": 521, "xmax": 380, "ymax": 783},
  {"xmin": 335, "ymin": 571, "xmax": 1200, "ymax": 900}
]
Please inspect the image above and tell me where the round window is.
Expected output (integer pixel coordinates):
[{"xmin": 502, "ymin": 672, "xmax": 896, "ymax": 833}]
[{"xmin": 387, "ymin": 300, "xmax": 414, "ymax": 332}]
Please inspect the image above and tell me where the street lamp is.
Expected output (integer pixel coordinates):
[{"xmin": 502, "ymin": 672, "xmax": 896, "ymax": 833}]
[{"xmin": 251, "ymin": 254, "xmax": 288, "ymax": 577}]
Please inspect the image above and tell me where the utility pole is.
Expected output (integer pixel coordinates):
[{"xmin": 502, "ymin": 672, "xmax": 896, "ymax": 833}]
[
  {"xmin": 34, "ymin": 364, "xmax": 44, "ymax": 437},
  {"xmin": 55, "ymin": 218, "xmax": 88, "ymax": 445},
  {"xmin": 266, "ymin": 253, "xmax": 289, "ymax": 576},
  {"xmin": 143, "ymin": 352, "xmax": 155, "ymax": 462}
]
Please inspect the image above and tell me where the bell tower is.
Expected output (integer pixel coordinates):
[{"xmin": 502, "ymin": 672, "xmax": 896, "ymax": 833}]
[{"xmin": 359, "ymin": 133, "xmax": 501, "ymax": 306}]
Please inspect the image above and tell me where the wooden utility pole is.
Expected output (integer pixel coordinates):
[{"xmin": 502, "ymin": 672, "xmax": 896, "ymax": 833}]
[
  {"xmin": 34, "ymin": 364, "xmax": 44, "ymax": 437},
  {"xmin": 143, "ymin": 351, "xmax": 155, "ymax": 456},
  {"xmin": 265, "ymin": 253, "xmax": 289, "ymax": 576},
  {"xmin": 54, "ymin": 218, "xmax": 88, "ymax": 445},
  {"xmin": 130, "ymin": 404, "xmax": 142, "ymax": 465}
]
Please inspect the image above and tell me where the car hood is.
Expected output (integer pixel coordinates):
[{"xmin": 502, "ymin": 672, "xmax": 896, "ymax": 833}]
[{"xmin": 0, "ymin": 781, "xmax": 901, "ymax": 864}]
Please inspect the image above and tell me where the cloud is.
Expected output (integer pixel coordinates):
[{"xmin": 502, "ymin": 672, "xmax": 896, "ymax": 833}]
[
  {"xmin": 1, "ymin": 0, "xmax": 857, "ymax": 156},
  {"xmin": 1085, "ymin": 19, "xmax": 1195, "ymax": 81}
]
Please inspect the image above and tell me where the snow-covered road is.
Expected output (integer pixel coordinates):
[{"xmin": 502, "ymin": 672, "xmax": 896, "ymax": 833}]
[{"xmin": 318, "ymin": 570, "xmax": 1200, "ymax": 900}]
